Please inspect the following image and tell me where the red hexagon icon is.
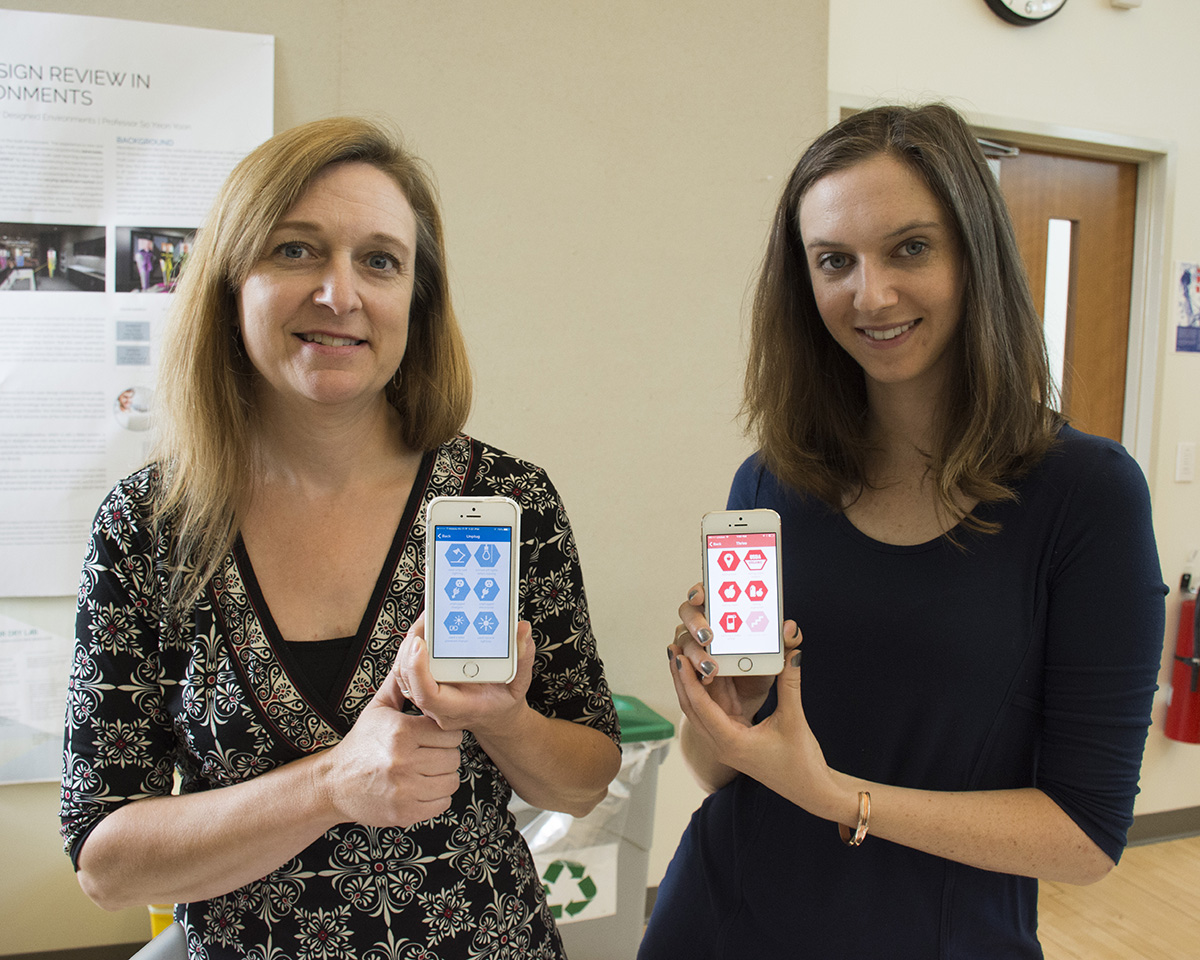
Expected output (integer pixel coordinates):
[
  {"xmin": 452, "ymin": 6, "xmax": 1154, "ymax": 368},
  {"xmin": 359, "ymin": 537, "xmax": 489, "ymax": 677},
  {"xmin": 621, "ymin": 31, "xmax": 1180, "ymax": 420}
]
[
  {"xmin": 718, "ymin": 611, "xmax": 742, "ymax": 633},
  {"xmin": 718, "ymin": 581, "xmax": 741, "ymax": 603},
  {"xmin": 717, "ymin": 550, "xmax": 740, "ymax": 572},
  {"xmin": 743, "ymin": 549, "xmax": 768, "ymax": 571},
  {"xmin": 744, "ymin": 580, "xmax": 768, "ymax": 602}
]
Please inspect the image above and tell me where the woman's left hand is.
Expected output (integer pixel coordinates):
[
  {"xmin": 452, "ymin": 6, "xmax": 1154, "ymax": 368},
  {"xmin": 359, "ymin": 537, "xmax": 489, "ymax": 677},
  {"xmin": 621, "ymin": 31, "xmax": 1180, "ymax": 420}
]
[
  {"xmin": 398, "ymin": 612, "xmax": 620, "ymax": 818},
  {"xmin": 396, "ymin": 613, "xmax": 534, "ymax": 738}
]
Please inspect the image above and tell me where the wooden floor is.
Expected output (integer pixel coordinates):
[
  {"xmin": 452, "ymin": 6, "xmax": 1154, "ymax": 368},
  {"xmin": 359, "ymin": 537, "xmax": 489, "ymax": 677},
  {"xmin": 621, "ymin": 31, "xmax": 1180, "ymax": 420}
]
[{"xmin": 1038, "ymin": 834, "xmax": 1200, "ymax": 959}]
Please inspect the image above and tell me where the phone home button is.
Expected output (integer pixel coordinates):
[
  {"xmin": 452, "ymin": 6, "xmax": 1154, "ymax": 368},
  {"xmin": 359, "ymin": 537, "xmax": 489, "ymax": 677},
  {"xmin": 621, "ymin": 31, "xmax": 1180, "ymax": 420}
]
[
  {"xmin": 462, "ymin": 663, "xmax": 480, "ymax": 679},
  {"xmin": 737, "ymin": 657, "xmax": 753, "ymax": 672}
]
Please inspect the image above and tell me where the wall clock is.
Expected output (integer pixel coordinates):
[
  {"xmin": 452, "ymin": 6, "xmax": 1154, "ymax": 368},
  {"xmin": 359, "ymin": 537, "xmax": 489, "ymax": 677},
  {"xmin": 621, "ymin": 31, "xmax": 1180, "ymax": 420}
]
[{"xmin": 984, "ymin": 0, "xmax": 1068, "ymax": 25}]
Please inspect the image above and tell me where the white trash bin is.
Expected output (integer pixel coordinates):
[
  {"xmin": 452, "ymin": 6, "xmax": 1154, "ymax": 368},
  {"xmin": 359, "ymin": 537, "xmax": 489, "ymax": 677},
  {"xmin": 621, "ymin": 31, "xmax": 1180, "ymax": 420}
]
[{"xmin": 514, "ymin": 695, "xmax": 674, "ymax": 960}]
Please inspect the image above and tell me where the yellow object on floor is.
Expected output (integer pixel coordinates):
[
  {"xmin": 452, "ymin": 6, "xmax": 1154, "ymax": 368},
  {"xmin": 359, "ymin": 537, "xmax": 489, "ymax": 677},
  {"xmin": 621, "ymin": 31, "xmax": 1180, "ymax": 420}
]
[{"xmin": 148, "ymin": 904, "xmax": 174, "ymax": 936}]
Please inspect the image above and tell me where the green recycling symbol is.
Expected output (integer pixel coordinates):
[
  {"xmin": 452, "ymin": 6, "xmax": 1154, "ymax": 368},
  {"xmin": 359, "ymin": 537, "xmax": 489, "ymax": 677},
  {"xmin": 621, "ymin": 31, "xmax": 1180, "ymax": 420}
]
[{"xmin": 540, "ymin": 859, "xmax": 597, "ymax": 918}]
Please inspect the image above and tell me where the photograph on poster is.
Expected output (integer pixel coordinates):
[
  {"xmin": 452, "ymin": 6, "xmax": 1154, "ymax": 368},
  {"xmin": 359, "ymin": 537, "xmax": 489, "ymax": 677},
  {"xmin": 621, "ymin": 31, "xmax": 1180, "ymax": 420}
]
[
  {"xmin": 115, "ymin": 224, "xmax": 195, "ymax": 292},
  {"xmin": 0, "ymin": 222, "xmax": 105, "ymax": 292},
  {"xmin": 113, "ymin": 384, "xmax": 152, "ymax": 431}
]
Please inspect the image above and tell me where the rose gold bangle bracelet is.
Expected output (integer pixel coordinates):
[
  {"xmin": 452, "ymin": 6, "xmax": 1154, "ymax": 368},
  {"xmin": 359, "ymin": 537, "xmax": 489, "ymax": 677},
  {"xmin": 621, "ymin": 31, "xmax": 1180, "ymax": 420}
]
[{"xmin": 838, "ymin": 791, "xmax": 870, "ymax": 847}]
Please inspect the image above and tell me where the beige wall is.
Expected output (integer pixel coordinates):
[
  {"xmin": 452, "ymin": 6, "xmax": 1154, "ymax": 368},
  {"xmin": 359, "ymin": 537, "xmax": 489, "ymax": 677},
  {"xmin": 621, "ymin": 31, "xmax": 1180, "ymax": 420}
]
[
  {"xmin": 0, "ymin": 0, "xmax": 828, "ymax": 952},
  {"xmin": 827, "ymin": 0, "xmax": 1200, "ymax": 821}
]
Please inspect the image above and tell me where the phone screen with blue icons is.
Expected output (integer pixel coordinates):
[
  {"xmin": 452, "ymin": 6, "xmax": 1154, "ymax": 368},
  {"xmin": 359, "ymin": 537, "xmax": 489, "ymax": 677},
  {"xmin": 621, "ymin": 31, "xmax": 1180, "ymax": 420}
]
[{"xmin": 429, "ymin": 525, "xmax": 514, "ymax": 659}]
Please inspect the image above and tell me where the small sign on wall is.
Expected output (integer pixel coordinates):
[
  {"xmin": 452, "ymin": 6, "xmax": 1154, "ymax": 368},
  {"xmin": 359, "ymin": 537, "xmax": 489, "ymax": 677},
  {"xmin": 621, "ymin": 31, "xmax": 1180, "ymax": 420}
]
[{"xmin": 1177, "ymin": 262, "xmax": 1200, "ymax": 352}]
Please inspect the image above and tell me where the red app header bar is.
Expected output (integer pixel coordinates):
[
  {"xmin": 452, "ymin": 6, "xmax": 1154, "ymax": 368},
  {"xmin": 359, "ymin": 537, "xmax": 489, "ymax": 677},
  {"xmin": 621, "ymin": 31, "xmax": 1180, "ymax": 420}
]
[{"xmin": 706, "ymin": 532, "xmax": 776, "ymax": 550}]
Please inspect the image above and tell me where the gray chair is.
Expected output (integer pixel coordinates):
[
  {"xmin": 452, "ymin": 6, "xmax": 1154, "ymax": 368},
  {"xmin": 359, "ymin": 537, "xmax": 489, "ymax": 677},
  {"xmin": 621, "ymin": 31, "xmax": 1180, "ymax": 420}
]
[{"xmin": 129, "ymin": 922, "xmax": 187, "ymax": 960}]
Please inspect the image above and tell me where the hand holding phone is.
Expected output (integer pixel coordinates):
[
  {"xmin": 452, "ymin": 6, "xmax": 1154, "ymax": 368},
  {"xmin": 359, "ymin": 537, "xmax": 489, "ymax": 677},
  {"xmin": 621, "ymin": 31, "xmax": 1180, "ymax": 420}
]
[
  {"xmin": 424, "ymin": 496, "xmax": 521, "ymax": 684},
  {"xmin": 700, "ymin": 509, "xmax": 785, "ymax": 676},
  {"xmin": 396, "ymin": 613, "xmax": 536, "ymax": 737}
]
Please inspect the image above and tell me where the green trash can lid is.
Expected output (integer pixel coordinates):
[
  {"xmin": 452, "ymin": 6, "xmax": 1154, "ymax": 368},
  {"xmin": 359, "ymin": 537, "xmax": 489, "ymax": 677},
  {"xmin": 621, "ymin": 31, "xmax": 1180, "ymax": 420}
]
[{"xmin": 613, "ymin": 694, "xmax": 675, "ymax": 742}]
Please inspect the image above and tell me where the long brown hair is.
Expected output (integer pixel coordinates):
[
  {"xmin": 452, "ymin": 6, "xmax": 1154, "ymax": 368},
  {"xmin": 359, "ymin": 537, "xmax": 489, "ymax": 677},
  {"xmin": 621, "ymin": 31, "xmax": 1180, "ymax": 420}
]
[
  {"xmin": 744, "ymin": 103, "xmax": 1060, "ymax": 525},
  {"xmin": 152, "ymin": 117, "xmax": 472, "ymax": 607}
]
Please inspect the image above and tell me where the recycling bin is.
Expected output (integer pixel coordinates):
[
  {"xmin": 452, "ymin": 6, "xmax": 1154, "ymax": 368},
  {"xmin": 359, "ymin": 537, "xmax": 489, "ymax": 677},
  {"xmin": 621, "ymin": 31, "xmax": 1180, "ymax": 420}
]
[{"xmin": 515, "ymin": 694, "xmax": 675, "ymax": 960}]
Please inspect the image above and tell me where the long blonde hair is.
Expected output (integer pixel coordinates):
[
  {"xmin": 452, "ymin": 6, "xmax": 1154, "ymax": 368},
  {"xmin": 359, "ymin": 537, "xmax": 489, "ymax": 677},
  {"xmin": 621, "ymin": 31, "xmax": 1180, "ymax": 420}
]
[{"xmin": 152, "ymin": 117, "xmax": 472, "ymax": 608}]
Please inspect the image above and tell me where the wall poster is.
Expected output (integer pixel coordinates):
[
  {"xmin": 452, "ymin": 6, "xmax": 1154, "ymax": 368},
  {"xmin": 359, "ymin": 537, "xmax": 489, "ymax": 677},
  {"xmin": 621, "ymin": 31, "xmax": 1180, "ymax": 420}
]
[
  {"xmin": 1177, "ymin": 261, "xmax": 1200, "ymax": 353},
  {"xmin": 0, "ymin": 9, "xmax": 274, "ymax": 598},
  {"xmin": 0, "ymin": 613, "xmax": 72, "ymax": 783}
]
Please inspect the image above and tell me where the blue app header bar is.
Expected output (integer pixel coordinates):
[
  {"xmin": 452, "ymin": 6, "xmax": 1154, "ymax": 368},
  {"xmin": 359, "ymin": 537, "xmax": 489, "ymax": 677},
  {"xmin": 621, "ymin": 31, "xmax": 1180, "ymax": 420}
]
[{"xmin": 434, "ymin": 525, "xmax": 511, "ymax": 542}]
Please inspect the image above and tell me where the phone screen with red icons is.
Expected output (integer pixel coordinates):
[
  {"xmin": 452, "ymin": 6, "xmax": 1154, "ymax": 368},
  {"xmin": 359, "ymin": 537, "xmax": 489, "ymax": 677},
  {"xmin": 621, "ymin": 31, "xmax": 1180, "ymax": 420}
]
[{"xmin": 700, "ymin": 509, "xmax": 784, "ymax": 675}]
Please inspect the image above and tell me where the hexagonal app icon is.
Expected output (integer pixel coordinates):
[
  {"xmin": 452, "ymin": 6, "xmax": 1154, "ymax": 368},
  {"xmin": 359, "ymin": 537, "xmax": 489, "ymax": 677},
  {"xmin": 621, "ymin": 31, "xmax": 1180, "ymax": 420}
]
[
  {"xmin": 474, "ymin": 543, "xmax": 502, "ymax": 567},
  {"xmin": 717, "ymin": 581, "xmax": 742, "ymax": 603},
  {"xmin": 444, "ymin": 543, "xmax": 471, "ymax": 567},
  {"xmin": 717, "ymin": 550, "xmax": 740, "ymax": 572},
  {"xmin": 472, "ymin": 611, "xmax": 500, "ymax": 635},
  {"xmin": 443, "ymin": 577, "xmax": 470, "ymax": 601},
  {"xmin": 474, "ymin": 577, "xmax": 501, "ymax": 602},
  {"xmin": 443, "ymin": 611, "xmax": 470, "ymax": 635},
  {"xmin": 718, "ymin": 611, "xmax": 742, "ymax": 633},
  {"xmin": 744, "ymin": 580, "xmax": 769, "ymax": 602},
  {"xmin": 746, "ymin": 611, "xmax": 770, "ymax": 632},
  {"xmin": 743, "ymin": 549, "xmax": 768, "ymax": 571}
]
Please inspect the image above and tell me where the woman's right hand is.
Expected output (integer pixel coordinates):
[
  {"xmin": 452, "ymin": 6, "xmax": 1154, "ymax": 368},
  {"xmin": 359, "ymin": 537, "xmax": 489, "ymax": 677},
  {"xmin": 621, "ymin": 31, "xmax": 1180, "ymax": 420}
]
[
  {"xmin": 669, "ymin": 583, "xmax": 789, "ymax": 726},
  {"xmin": 77, "ymin": 651, "xmax": 464, "ymax": 912},
  {"xmin": 668, "ymin": 583, "xmax": 800, "ymax": 792},
  {"xmin": 316, "ymin": 653, "xmax": 464, "ymax": 829}
]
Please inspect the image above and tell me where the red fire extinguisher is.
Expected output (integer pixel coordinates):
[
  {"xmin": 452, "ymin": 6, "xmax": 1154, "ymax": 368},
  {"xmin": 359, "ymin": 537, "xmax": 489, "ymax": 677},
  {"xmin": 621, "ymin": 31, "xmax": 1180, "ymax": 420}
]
[{"xmin": 1165, "ymin": 575, "xmax": 1200, "ymax": 743}]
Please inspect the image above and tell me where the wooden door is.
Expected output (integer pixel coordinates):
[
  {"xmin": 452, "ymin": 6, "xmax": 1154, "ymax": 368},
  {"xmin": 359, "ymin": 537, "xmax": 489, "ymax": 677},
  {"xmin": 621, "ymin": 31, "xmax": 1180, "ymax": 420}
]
[{"xmin": 995, "ymin": 150, "xmax": 1138, "ymax": 442}]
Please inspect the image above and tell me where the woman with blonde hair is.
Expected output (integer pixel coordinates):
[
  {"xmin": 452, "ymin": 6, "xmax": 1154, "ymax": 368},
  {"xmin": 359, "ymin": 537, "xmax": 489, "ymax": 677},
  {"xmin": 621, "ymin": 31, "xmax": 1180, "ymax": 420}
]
[
  {"xmin": 62, "ymin": 116, "xmax": 620, "ymax": 958},
  {"xmin": 642, "ymin": 103, "xmax": 1165, "ymax": 958}
]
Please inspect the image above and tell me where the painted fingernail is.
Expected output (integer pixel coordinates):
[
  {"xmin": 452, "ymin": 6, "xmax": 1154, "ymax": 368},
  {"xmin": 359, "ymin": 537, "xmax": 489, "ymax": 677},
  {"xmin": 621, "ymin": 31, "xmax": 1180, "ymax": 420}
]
[
  {"xmin": 791, "ymin": 650, "xmax": 803, "ymax": 668},
  {"xmin": 674, "ymin": 656, "xmax": 683, "ymax": 672},
  {"xmin": 697, "ymin": 628, "xmax": 713, "ymax": 645},
  {"xmin": 687, "ymin": 588, "xmax": 699, "ymax": 601},
  {"xmin": 667, "ymin": 646, "xmax": 674, "ymax": 662},
  {"xmin": 699, "ymin": 661, "xmax": 715, "ymax": 677}
]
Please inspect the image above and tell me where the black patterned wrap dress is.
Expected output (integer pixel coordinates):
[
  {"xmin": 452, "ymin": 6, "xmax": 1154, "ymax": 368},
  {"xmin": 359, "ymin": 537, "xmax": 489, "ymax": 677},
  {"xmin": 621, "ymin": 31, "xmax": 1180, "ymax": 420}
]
[{"xmin": 61, "ymin": 435, "xmax": 620, "ymax": 960}]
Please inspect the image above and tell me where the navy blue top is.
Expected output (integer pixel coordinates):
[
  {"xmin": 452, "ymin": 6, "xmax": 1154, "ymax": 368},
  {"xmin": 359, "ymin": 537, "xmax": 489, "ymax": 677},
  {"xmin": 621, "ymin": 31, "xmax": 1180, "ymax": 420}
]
[{"xmin": 642, "ymin": 426, "xmax": 1166, "ymax": 959}]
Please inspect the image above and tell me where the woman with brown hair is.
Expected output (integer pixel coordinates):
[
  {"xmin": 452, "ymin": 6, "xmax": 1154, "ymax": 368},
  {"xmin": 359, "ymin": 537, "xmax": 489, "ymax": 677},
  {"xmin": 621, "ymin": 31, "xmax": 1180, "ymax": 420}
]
[
  {"xmin": 642, "ymin": 103, "xmax": 1165, "ymax": 958},
  {"xmin": 61, "ymin": 117, "xmax": 620, "ymax": 958}
]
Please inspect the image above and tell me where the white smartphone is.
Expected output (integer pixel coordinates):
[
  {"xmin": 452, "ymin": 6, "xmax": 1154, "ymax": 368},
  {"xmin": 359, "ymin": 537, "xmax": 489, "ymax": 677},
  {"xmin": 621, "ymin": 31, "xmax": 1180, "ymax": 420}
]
[
  {"xmin": 700, "ymin": 508, "xmax": 785, "ymax": 676},
  {"xmin": 425, "ymin": 496, "xmax": 521, "ymax": 683}
]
